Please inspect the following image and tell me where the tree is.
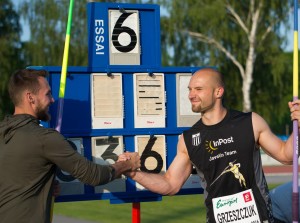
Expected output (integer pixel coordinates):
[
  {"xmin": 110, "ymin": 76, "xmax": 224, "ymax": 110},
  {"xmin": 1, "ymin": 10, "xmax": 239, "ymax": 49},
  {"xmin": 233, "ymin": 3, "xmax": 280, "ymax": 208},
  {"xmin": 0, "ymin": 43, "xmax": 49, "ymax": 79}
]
[
  {"xmin": 18, "ymin": 0, "xmax": 147, "ymax": 67},
  {"xmin": 0, "ymin": 0, "xmax": 23, "ymax": 120},
  {"xmin": 19, "ymin": 0, "xmax": 89, "ymax": 67},
  {"xmin": 157, "ymin": 0, "xmax": 292, "ymax": 113},
  {"xmin": 15, "ymin": 0, "xmax": 294, "ymax": 134}
]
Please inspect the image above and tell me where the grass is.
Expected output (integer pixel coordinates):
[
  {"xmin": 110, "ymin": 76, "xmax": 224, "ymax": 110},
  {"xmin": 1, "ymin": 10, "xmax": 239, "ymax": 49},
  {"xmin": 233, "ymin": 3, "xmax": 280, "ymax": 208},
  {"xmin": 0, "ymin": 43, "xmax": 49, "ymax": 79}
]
[
  {"xmin": 54, "ymin": 194, "xmax": 206, "ymax": 223},
  {"xmin": 53, "ymin": 184, "xmax": 280, "ymax": 223}
]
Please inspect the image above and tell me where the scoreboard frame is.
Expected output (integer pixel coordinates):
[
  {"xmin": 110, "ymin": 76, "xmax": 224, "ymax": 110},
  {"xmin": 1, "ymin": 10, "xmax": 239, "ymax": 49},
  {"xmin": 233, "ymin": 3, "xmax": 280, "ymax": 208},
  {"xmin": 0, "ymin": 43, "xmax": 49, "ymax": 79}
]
[{"xmin": 32, "ymin": 2, "xmax": 206, "ymax": 204}]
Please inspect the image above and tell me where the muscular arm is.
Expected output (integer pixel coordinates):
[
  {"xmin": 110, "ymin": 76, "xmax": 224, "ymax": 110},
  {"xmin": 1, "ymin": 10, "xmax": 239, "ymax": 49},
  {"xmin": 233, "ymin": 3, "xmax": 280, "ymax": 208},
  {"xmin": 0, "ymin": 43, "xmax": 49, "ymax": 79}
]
[
  {"xmin": 252, "ymin": 112, "xmax": 293, "ymax": 165},
  {"xmin": 43, "ymin": 131, "xmax": 140, "ymax": 186},
  {"xmin": 129, "ymin": 135, "xmax": 192, "ymax": 195}
]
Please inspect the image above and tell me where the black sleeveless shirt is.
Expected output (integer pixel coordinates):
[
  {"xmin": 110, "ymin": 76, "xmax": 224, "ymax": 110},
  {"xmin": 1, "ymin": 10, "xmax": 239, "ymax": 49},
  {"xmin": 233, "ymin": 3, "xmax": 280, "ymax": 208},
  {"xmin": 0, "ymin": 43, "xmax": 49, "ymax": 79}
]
[{"xmin": 183, "ymin": 110, "xmax": 273, "ymax": 223}]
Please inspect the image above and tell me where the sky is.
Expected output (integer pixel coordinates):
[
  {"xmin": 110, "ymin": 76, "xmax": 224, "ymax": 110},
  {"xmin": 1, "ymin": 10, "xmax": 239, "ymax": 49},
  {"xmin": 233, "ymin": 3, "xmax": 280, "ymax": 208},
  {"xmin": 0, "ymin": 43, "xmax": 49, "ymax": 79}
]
[
  {"xmin": 13, "ymin": 0, "xmax": 298, "ymax": 52},
  {"xmin": 14, "ymin": 0, "xmax": 30, "ymax": 41}
]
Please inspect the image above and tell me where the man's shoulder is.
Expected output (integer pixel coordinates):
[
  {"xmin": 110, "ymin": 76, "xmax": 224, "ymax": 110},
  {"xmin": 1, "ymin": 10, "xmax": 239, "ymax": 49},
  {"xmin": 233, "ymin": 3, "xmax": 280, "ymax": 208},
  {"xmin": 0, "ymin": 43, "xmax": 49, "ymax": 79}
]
[
  {"xmin": 229, "ymin": 109, "xmax": 252, "ymax": 121},
  {"xmin": 184, "ymin": 119, "xmax": 202, "ymax": 132},
  {"xmin": 229, "ymin": 109, "xmax": 251, "ymax": 116},
  {"xmin": 24, "ymin": 121, "xmax": 63, "ymax": 141}
]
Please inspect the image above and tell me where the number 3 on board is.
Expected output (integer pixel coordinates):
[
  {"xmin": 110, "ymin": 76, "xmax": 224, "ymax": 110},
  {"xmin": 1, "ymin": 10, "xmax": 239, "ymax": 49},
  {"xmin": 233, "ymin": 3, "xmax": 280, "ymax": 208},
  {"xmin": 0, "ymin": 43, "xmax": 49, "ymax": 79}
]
[{"xmin": 91, "ymin": 136, "xmax": 123, "ymax": 165}]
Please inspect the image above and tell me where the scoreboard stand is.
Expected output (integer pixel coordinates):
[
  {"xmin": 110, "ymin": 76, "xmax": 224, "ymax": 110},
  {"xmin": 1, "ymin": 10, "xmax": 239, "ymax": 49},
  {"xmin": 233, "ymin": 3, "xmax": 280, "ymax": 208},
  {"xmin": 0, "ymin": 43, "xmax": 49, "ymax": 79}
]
[{"xmin": 33, "ymin": 2, "xmax": 205, "ymax": 222}]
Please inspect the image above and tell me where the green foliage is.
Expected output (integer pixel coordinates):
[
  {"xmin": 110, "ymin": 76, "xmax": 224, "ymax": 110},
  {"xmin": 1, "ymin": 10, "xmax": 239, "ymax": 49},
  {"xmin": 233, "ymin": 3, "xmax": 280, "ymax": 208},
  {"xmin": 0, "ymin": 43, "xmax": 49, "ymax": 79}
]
[
  {"xmin": 0, "ymin": 0, "xmax": 23, "ymax": 120},
  {"xmin": 155, "ymin": 0, "xmax": 293, "ymax": 134},
  {"xmin": 19, "ymin": 0, "xmax": 88, "ymax": 66},
  {"xmin": 18, "ymin": 0, "xmax": 152, "ymax": 67}
]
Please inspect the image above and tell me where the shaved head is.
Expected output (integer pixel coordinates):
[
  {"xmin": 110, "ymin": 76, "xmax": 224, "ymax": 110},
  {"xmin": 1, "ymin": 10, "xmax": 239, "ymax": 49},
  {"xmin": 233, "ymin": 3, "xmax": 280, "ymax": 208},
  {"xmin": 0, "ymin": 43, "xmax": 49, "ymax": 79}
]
[
  {"xmin": 192, "ymin": 68, "xmax": 225, "ymax": 89},
  {"xmin": 188, "ymin": 68, "xmax": 225, "ymax": 113}
]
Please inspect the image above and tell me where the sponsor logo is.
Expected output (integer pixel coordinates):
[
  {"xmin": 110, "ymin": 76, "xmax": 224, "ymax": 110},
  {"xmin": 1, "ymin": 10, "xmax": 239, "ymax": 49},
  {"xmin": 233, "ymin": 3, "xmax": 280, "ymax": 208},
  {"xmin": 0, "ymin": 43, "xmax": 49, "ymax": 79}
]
[
  {"xmin": 213, "ymin": 189, "xmax": 259, "ymax": 222},
  {"xmin": 243, "ymin": 191, "xmax": 252, "ymax": 202},
  {"xmin": 192, "ymin": 133, "xmax": 201, "ymax": 146},
  {"xmin": 212, "ymin": 136, "xmax": 234, "ymax": 147},
  {"xmin": 205, "ymin": 136, "xmax": 234, "ymax": 154}
]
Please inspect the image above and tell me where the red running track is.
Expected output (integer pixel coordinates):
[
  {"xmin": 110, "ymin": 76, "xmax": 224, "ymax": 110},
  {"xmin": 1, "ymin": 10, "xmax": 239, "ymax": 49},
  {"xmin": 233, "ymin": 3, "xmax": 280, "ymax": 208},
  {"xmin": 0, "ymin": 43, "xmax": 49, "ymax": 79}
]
[{"xmin": 263, "ymin": 165, "xmax": 300, "ymax": 174}]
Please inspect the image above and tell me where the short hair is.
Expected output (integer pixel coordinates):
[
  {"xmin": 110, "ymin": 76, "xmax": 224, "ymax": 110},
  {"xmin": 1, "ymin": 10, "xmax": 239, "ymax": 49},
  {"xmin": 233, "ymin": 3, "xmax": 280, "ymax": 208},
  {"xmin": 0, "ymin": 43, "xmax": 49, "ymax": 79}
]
[
  {"xmin": 8, "ymin": 69, "xmax": 49, "ymax": 106},
  {"xmin": 213, "ymin": 69, "xmax": 225, "ymax": 89}
]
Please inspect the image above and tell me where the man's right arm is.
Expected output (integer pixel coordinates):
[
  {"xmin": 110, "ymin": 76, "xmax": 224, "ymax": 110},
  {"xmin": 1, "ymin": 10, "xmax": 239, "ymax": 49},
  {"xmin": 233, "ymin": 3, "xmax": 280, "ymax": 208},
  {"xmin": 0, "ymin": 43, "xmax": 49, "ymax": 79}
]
[
  {"xmin": 109, "ymin": 152, "xmax": 141, "ymax": 181},
  {"xmin": 43, "ymin": 131, "xmax": 140, "ymax": 186},
  {"xmin": 127, "ymin": 135, "xmax": 192, "ymax": 195}
]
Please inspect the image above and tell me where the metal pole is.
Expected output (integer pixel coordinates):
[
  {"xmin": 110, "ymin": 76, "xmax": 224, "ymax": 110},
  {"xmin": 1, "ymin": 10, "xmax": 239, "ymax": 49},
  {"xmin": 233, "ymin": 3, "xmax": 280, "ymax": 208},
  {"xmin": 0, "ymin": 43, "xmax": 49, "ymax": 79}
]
[
  {"xmin": 292, "ymin": 1, "xmax": 299, "ymax": 222},
  {"xmin": 132, "ymin": 202, "xmax": 141, "ymax": 223}
]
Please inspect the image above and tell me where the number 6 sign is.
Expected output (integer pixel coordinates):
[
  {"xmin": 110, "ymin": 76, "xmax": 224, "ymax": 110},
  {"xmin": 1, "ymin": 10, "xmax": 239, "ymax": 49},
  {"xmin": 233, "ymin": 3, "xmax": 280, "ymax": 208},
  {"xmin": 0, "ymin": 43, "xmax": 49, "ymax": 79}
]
[
  {"xmin": 109, "ymin": 10, "xmax": 140, "ymax": 65},
  {"xmin": 135, "ymin": 135, "xmax": 166, "ymax": 190}
]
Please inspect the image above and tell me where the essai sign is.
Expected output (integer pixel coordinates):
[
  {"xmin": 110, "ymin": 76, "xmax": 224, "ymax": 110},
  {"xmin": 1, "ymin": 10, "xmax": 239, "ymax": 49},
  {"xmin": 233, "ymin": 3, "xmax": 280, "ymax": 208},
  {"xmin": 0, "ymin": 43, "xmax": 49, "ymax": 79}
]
[{"xmin": 94, "ymin": 19, "xmax": 105, "ymax": 55}]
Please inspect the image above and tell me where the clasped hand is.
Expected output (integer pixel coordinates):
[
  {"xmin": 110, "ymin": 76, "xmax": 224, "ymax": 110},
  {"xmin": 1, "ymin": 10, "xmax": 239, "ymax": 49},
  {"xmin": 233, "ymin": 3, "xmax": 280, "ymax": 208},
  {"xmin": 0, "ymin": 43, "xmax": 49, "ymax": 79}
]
[
  {"xmin": 118, "ymin": 152, "xmax": 141, "ymax": 172},
  {"xmin": 289, "ymin": 100, "xmax": 300, "ymax": 129}
]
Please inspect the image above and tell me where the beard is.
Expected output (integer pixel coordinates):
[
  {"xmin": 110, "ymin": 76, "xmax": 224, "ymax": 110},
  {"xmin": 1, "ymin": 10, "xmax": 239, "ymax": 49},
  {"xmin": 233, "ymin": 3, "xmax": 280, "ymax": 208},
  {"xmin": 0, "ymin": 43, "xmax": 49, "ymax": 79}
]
[
  {"xmin": 191, "ymin": 103, "xmax": 205, "ymax": 113},
  {"xmin": 191, "ymin": 104, "xmax": 201, "ymax": 113},
  {"xmin": 35, "ymin": 103, "xmax": 51, "ymax": 121},
  {"xmin": 191, "ymin": 103, "xmax": 213, "ymax": 114}
]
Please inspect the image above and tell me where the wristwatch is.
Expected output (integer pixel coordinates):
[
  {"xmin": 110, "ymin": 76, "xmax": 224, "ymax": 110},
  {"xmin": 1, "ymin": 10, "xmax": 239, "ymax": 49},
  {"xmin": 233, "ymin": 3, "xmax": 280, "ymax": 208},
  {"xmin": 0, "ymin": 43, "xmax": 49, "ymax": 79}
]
[{"xmin": 108, "ymin": 165, "xmax": 116, "ymax": 182}]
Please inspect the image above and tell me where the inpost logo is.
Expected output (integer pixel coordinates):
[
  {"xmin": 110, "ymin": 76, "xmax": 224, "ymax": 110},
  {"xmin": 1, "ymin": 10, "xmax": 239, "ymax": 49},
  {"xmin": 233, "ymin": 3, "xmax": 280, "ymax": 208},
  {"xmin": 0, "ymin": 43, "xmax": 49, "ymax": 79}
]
[{"xmin": 205, "ymin": 136, "xmax": 234, "ymax": 154}]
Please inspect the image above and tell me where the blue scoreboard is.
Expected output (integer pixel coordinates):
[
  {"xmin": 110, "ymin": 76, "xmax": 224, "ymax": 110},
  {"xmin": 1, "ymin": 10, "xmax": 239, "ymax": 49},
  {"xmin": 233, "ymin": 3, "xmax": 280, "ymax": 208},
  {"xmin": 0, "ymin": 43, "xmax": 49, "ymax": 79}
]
[{"xmin": 37, "ymin": 2, "xmax": 204, "ymax": 204}]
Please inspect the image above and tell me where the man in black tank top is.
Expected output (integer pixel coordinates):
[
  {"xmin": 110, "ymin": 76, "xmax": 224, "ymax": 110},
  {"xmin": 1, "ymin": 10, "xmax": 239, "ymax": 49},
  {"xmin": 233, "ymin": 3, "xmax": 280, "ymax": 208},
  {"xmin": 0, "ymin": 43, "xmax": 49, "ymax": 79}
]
[{"xmin": 126, "ymin": 68, "xmax": 300, "ymax": 223}]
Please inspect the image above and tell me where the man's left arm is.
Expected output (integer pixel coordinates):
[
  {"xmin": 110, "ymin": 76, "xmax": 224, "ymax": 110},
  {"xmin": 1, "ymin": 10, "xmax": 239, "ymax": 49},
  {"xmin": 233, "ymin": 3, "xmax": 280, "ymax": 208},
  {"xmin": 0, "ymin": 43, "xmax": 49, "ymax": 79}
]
[{"xmin": 252, "ymin": 112, "xmax": 293, "ymax": 165}]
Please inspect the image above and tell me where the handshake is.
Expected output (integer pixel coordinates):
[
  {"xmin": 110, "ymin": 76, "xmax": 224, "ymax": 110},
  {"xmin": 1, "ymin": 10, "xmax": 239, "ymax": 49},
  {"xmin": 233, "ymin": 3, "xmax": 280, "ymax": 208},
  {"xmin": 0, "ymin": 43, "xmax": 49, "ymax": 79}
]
[{"xmin": 112, "ymin": 152, "xmax": 141, "ymax": 179}]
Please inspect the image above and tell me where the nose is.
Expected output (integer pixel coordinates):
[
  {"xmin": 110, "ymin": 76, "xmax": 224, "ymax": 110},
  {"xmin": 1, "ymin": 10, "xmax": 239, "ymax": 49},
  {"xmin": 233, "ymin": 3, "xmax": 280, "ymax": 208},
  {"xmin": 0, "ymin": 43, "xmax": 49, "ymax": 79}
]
[
  {"xmin": 50, "ymin": 96, "xmax": 55, "ymax": 104},
  {"xmin": 188, "ymin": 89, "xmax": 195, "ymax": 100}
]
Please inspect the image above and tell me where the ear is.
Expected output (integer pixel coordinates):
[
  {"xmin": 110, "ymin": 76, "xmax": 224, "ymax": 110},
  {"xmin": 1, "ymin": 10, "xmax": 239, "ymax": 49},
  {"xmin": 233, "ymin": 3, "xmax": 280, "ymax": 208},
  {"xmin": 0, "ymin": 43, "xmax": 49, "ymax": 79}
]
[
  {"xmin": 215, "ymin": 87, "xmax": 224, "ymax": 99},
  {"xmin": 26, "ymin": 92, "xmax": 35, "ymax": 104}
]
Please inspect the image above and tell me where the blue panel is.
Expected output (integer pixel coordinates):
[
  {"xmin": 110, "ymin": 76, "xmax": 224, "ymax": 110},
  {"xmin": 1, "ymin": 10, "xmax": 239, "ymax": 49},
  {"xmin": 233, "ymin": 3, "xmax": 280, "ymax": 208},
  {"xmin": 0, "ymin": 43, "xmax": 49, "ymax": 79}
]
[
  {"xmin": 123, "ymin": 73, "xmax": 134, "ymax": 130},
  {"xmin": 30, "ymin": 65, "xmax": 205, "ymax": 204},
  {"xmin": 166, "ymin": 135, "xmax": 179, "ymax": 167},
  {"xmin": 49, "ymin": 71, "xmax": 92, "ymax": 135},
  {"xmin": 139, "ymin": 5, "xmax": 161, "ymax": 67},
  {"xmin": 87, "ymin": 3, "xmax": 109, "ymax": 66},
  {"xmin": 110, "ymin": 191, "xmax": 162, "ymax": 204},
  {"xmin": 87, "ymin": 2, "xmax": 161, "ymax": 68},
  {"xmin": 165, "ymin": 73, "xmax": 177, "ymax": 128}
]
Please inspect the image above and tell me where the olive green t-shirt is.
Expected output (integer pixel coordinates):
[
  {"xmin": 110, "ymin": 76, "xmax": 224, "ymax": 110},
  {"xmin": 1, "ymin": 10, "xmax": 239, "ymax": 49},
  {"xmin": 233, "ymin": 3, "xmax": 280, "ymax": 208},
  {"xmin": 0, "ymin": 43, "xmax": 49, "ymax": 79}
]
[{"xmin": 0, "ymin": 114, "xmax": 111, "ymax": 223}]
